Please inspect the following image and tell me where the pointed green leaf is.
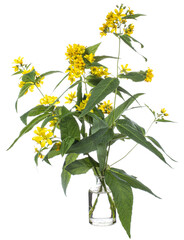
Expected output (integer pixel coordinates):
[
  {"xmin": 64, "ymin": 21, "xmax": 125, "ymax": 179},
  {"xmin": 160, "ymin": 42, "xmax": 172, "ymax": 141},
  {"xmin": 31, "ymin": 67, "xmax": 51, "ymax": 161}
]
[
  {"xmin": 20, "ymin": 105, "xmax": 53, "ymax": 125},
  {"xmin": 67, "ymin": 127, "xmax": 114, "ymax": 154},
  {"xmin": 97, "ymin": 144, "xmax": 107, "ymax": 172},
  {"xmin": 156, "ymin": 119, "xmax": 175, "ymax": 123},
  {"xmin": 105, "ymin": 170, "xmax": 133, "ymax": 238},
  {"xmin": 116, "ymin": 118, "xmax": 169, "ymax": 165},
  {"xmin": 76, "ymin": 80, "xmax": 82, "ymax": 106},
  {"xmin": 118, "ymin": 34, "xmax": 147, "ymax": 61},
  {"xmin": 105, "ymin": 93, "xmax": 144, "ymax": 126},
  {"xmin": 39, "ymin": 70, "xmax": 62, "ymax": 78},
  {"xmin": 85, "ymin": 42, "xmax": 101, "ymax": 55},
  {"xmin": 94, "ymin": 55, "xmax": 117, "ymax": 62},
  {"xmin": 146, "ymin": 136, "xmax": 176, "ymax": 162},
  {"xmin": 122, "ymin": 14, "xmax": 145, "ymax": 20},
  {"xmin": 110, "ymin": 168, "xmax": 160, "ymax": 198},
  {"xmin": 118, "ymin": 71, "xmax": 147, "ymax": 82},
  {"xmin": 60, "ymin": 106, "xmax": 80, "ymax": 141},
  {"xmin": 7, "ymin": 113, "xmax": 49, "ymax": 150},
  {"xmin": 60, "ymin": 137, "xmax": 75, "ymax": 156},
  {"xmin": 90, "ymin": 114, "xmax": 108, "ymax": 134},
  {"xmin": 80, "ymin": 78, "xmax": 119, "ymax": 117},
  {"xmin": 61, "ymin": 153, "xmax": 78, "ymax": 195},
  {"xmin": 65, "ymin": 156, "xmax": 99, "ymax": 175},
  {"xmin": 52, "ymin": 73, "xmax": 69, "ymax": 92},
  {"xmin": 15, "ymin": 82, "xmax": 33, "ymax": 111}
]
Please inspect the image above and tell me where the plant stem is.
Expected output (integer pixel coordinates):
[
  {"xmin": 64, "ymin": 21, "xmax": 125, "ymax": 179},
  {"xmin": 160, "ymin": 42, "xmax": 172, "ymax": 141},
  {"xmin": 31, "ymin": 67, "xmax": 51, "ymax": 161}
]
[
  {"xmin": 35, "ymin": 85, "xmax": 44, "ymax": 97},
  {"xmin": 112, "ymin": 34, "xmax": 121, "ymax": 126}
]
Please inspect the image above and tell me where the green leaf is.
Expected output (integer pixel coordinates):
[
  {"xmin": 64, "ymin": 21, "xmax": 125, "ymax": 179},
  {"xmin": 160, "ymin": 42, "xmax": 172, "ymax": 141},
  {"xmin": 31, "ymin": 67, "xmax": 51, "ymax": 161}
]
[
  {"xmin": 85, "ymin": 42, "xmax": 101, "ymax": 55},
  {"xmin": 20, "ymin": 105, "xmax": 53, "ymax": 125},
  {"xmin": 61, "ymin": 153, "xmax": 78, "ymax": 195},
  {"xmin": 122, "ymin": 14, "xmax": 145, "ymax": 20},
  {"xmin": 60, "ymin": 106, "xmax": 80, "ymax": 141},
  {"xmin": 65, "ymin": 156, "xmax": 99, "ymax": 175},
  {"xmin": 118, "ymin": 34, "xmax": 147, "ymax": 61},
  {"xmin": 39, "ymin": 70, "xmax": 62, "ymax": 78},
  {"xmin": 7, "ymin": 113, "xmax": 49, "ymax": 150},
  {"xmin": 110, "ymin": 168, "xmax": 160, "ymax": 198},
  {"xmin": 76, "ymin": 80, "xmax": 82, "ymax": 106},
  {"xmin": 97, "ymin": 144, "xmax": 107, "ymax": 172},
  {"xmin": 94, "ymin": 55, "xmax": 117, "ymax": 62},
  {"xmin": 156, "ymin": 119, "xmax": 175, "ymax": 123},
  {"xmin": 146, "ymin": 136, "xmax": 176, "ymax": 162},
  {"xmin": 80, "ymin": 77, "xmax": 119, "ymax": 117},
  {"xmin": 60, "ymin": 137, "xmax": 75, "ymax": 156},
  {"xmin": 105, "ymin": 170, "xmax": 133, "ymax": 238},
  {"xmin": 118, "ymin": 71, "xmax": 147, "ymax": 82},
  {"xmin": 15, "ymin": 82, "xmax": 33, "ymax": 111},
  {"xmin": 42, "ymin": 143, "xmax": 61, "ymax": 165},
  {"xmin": 86, "ymin": 75, "xmax": 103, "ymax": 87},
  {"xmin": 67, "ymin": 127, "xmax": 114, "ymax": 154},
  {"xmin": 116, "ymin": 118, "xmax": 169, "ymax": 165},
  {"xmin": 52, "ymin": 73, "xmax": 69, "ymax": 92},
  {"xmin": 105, "ymin": 93, "xmax": 144, "ymax": 126},
  {"xmin": 22, "ymin": 69, "xmax": 36, "ymax": 83},
  {"xmin": 90, "ymin": 114, "xmax": 108, "ymax": 134}
]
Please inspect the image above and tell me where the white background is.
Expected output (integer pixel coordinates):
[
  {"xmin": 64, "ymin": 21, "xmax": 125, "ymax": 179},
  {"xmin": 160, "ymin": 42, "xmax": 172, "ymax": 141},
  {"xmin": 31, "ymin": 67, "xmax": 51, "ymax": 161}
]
[{"xmin": 0, "ymin": 0, "xmax": 184, "ymax": 239}]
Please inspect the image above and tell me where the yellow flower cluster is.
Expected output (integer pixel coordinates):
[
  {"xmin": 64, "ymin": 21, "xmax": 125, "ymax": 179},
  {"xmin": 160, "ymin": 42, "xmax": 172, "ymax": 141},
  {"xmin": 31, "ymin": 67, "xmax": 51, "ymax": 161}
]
[
  {"xmin": 65, "ymin": 91, "xmax": 77, "ymax": 104},
  {"xmin": 98, "ymin": 100, "xmax": 113, "ymax": 114},
  {"xmin": 145, "ymin": 68, "xmax": 154, "ymax": 82},
  {"xmin": 32, "ymin": 127, "xmax": 53, "ymax": 148},
  {"xmin": 121, "ymin": 64, "xmax": 131, "ymax": 73},
  {"xmin": 90, "ymin": 66, "xmax": 109, "ymax": 78},
  {"xmin": 123, "ymin": 24, "xmax": 134, "ymax": 36},
  {"xmin": 65, "ymin": 44, "xmax": 86, "ymax": 84},
  {"xmin": 99, "ymin": 5, "xmax": 134, "ymax": 37},
  {"xmin": 161, "ymin": 108, "xmax": 169, "ymax": 116},
  {"xmin": 12, "ymin": 57, "xmax": 24, "ymax": 72},
  {"xmin": 40, "ymin": 95, "xmax": 60, "ymax": 106},
  {"xmin": 76, "ymin": 93, "xmax": 91, "ymax": 111}
]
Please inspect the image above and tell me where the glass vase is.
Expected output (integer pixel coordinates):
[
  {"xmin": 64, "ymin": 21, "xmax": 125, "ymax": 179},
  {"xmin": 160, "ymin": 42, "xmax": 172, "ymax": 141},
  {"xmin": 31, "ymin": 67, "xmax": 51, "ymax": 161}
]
[{"xmin": 88, "ymin": 176, "xmax": 116, "ymax": 226}]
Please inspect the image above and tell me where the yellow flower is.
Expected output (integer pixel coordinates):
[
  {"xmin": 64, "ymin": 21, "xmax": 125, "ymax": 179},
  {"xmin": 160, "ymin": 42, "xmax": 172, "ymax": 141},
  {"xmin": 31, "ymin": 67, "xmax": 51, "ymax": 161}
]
[
  {"xmin": 84, "ymin": 53, "xmax": 95, "ymax": 63},
  {"xmin": 32, "ymin": 127, "xmax": 53, "ymax": 148},
  {"xmin": 65, "ymin": 91, "xmax": 77, "ymax": 104},
  {"xmin": 40, "ymin": 95, "xmax": 60, "ymax": 105},
  {"xmin": 161, "ymin": 108, "xmax": 169, "ymax": 116},
  {"xmin": 12, "ymin": 65, "xmax": 19, "ymax": 72},
  {"xmin": 124, "ymin": 24, "xmax": 134, "ymax": 36},
  {"xmin": 55, "ymin": 142, "xmax": 61, "ymax": 151},
  {"xmin": 98, "ymin": 100, "xmax": 113, "ymax": 114},
  {"xmin": 127, "ymin": 7, "xmax": 134, "ymax": 15},
  {"xmin": 13, "ymin": 57, "xmax": 24, "ymax": 65},
  {"xmin": 90, "ymin": 66, "xmax": 109, "ymax": 78},
  {"xmin": 121, "ymin": 64, "xmax": 131, "ymax": 73},
  {"xmin": 75, "ymin": 93, "xmax": 91, "ymax": 111},
  {"xmin": 22, "ymin": 66, "xmax": 35, "ymax": 75},
  {"xmin": 145, "ymin": 68, "xmax": 154, "ymax": 82}
]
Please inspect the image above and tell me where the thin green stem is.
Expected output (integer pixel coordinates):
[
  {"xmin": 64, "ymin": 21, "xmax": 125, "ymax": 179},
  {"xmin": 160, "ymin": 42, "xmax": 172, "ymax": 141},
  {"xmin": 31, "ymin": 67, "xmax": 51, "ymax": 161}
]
[
  {"xmin": 35, "ymin": 85, "xmax": 44, "ymax": 97},
  {"xmin": 112, "ymin": 32, "xmax": 121, "ymax": 126}
]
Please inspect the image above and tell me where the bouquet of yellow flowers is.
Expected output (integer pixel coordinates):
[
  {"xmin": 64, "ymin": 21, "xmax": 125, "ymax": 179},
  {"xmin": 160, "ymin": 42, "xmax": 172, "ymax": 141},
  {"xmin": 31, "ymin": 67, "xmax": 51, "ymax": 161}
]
[{"xmin": 8, "ymin": 3, "xmax": 175, "ymax": 238}]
